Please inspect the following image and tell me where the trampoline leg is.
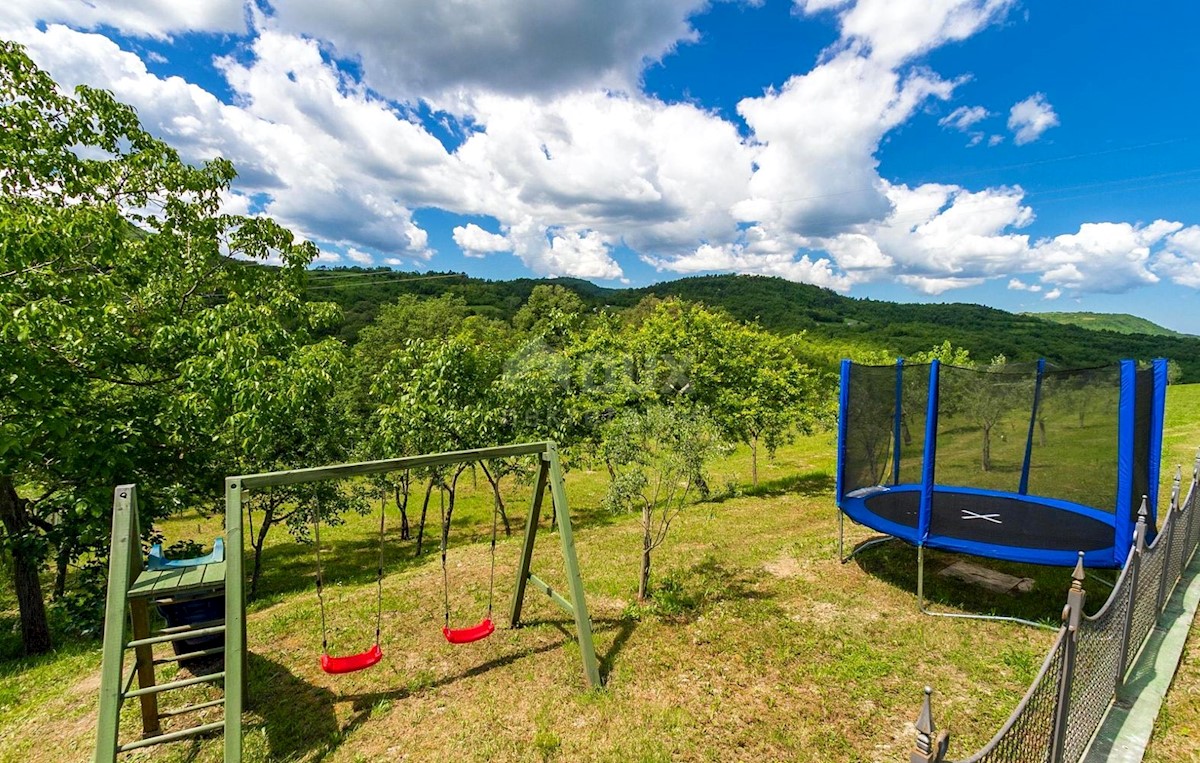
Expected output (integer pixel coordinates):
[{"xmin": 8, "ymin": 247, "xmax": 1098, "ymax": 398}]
[
  {"xmin": 917, "ymin": 546, "xmax": 925, "ymax": 609},
  {"xmin": 838, "ymin": 511, "xmax": 844, "ymax": 562},
  {"xmin": 838, "ymin": 510, "xmax": 893, "ymax": 564}
]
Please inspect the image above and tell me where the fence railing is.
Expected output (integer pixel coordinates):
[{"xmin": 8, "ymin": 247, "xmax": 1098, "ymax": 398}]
[{"xmin": 909, "ymin": 450, "xmax": 1200, "ymax": 763}]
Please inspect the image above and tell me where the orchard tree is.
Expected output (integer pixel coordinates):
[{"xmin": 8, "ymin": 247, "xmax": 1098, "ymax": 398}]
[
  {"xmin": 0, "ymin": 43, "xmax": 342, "ymax": 652},
  {"xmin": 512, "ymin": 284, "xmax": 588, "ymax": 348},
  {"xmin": 716, "ymin": 329, "xmax": 820, "ymax": 487},
  {"xmin": 599, "ymin": 405, "xmax": 727, "ymax": 602},
  {"xmin": 370, "ymin": 320, "xmax": 515, "ymax": 551},
  {"xmin": 624, "ymin": 299, "xmax": 820, "ymax": 487}
]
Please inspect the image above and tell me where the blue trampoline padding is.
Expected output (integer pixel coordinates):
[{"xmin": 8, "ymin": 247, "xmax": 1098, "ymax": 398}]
[
  {"xmin": 147, "ymin": 537, "xmax": 225, "ymax": 570},
  {"xmin": 839, "ymin": 484, "xmax": 1120, "ymax": 568}
]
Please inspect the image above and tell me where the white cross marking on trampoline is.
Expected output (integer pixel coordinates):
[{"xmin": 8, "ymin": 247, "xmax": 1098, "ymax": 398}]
[{"xmin": 961, "ymin": 510, "xmax": 1002, "ymax": 524}]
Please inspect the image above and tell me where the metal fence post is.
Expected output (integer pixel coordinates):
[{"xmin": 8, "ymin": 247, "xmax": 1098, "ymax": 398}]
[
  {"xmin": 1049, "ymin": 553, "xmax": 1086, "ymax": 763},
  {"xmin": 1115, "ymin": 500, "xmax": 1147, "ymax": 696},
  {"xmin": 1157, "ymin": 485, "xmax": 1178, "ymax": 614},
  {"xmin": 911, "ymin": 687, "xmax": 950, "ymax": 763},
  {"xmin": 1181, "ymin": 465, "xmax": 1199, "ymax": 570}
]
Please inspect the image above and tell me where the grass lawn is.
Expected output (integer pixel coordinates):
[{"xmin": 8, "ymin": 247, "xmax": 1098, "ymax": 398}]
[{"xmin": 2, "ymin": 386, "xmax": 1199, "ymax": 762}]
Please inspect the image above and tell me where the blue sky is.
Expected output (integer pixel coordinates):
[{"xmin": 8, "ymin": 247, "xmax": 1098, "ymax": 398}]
[{"xmin": 5, "ymin": 1, "xmax": 1200, "ymax": 331}]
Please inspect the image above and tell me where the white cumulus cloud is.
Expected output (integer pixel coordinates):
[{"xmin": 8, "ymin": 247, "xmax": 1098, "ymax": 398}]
[
  {"xmin": 1033, "ymin": 220, "xmax": 1180, "ymax": 292},
  {"xmin": 1008, "ymin": 93, "xmax": 1059, "ymax": 145},
  {"xmin": 1153, "ymin": 225, "xmax": 1200, "ymax": 287},
  {"xmin": 6, "ymin": 1, "xmax": 1197, "ymax": 299},
  {"xmin": 802, "ymin": 0, "xmax": 1017, "ymax": 66},
  {"xmin": 453, "ymin": 224, "xmax": 511, "ymax": 256},
  {"xmin": 0, "ymin": 0, "xmax": 246, "ymax": 39}
]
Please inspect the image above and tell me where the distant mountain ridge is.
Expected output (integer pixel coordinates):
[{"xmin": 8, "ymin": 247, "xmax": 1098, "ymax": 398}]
[
  {"xmin": 1024, "ymin": 311, "xmax": 1192, "ymax": 338},
  {"xmin": 306, "ymin": 268, "xmax": 1200, "ymax": 382}
]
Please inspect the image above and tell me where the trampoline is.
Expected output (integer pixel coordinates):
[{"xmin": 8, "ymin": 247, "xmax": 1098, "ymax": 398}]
[{"xmin": 836, "ymin": 358, "xmax": 1168, "ymax": 572}]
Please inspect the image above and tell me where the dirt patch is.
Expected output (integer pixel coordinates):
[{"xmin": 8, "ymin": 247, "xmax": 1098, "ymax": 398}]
[
  {"xmin": 763, "ymin": 555, "xmax": 801, "ymax": 578},
  {"xmin": 70, "ymin": 670, "xmax": 102, "ymax": 697}
]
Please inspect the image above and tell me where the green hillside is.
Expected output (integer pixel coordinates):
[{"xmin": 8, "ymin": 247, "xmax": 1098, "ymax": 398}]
[
  {"xmin": 1025, "ymin": 311, "xmax": 1191, "ymax": 337},
  {"xmin": 305, "ymin": 269, "xmax": 1200, "ymax": 382}
]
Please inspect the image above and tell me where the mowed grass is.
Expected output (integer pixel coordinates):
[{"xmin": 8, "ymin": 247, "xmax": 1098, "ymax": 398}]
[{"xmin": 0, "ymin": 385, "xmax": 1198, "ymax": 762}]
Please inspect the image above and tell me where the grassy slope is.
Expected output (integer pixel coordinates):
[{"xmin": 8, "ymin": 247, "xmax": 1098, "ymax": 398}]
[
  {"xmin": 1025, "ymin": 311, "xmax": 1191, "ymax": 337},
  {"xmin": 2, "ymin": 388, "xmax": 1199, "ymax": 762}
]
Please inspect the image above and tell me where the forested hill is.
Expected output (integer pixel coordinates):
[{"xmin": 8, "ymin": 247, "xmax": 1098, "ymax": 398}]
[
  {"xmin": 305, "ymin": 269, "xmax": 1200, "ymax": 382},
  {"xmin": 1025, "ymin": 311, "xmax": 1192, "ymax": 337}
]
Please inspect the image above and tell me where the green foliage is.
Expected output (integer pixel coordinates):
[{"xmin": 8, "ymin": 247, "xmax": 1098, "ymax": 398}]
[
  {"xmin": 599, "ymin": 405, "xmax": 729, "ymax": 600},
  {"xmin": 512, "ymin": 284, "xmax": 588, "ymax": 347},
  {"xmin": 309, "ymin": 270, "xmax": 1200, "ymax": 383},
  {"xmin": 908, "ymin": 340, "xmax": 973, "ymax": 366},
  {"xmin": 0, "ymin": 42, "xmax": 346, "ymax": 641}
]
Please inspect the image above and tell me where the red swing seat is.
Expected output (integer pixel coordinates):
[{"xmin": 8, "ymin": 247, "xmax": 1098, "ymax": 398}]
[
  {"xmin": 320, "ymin": 643, "xmax": 383, "ymax": 674},
  {"xmin": 443, "ymin": 617, "xmax": 495, "ymax": 644}
]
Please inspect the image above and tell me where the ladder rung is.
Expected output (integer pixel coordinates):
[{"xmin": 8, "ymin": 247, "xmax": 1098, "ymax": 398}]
[
  {"xmin": 158, "ymin": 618, "xmax": 224, "ymax": 635},
  {"xmin": 124, "ymin": 671, "xmax": 224, "ymax": 698},
  {"xmin": 158, "ymin": 697, "xmax": 225, "ymax": 718},
  {"xmin": 127, "ymin": 624, "xmax": 225, "ymax": 649},
  {"xmin": 154, "ymin": 645, "xmax": 225, "ymax": 665},
  {"xmin": 117, "ymin": 720, "xmax": 225, "ymax": 752}
]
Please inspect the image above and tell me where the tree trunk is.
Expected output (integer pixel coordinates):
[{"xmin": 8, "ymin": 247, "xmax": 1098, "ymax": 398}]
[
  {"xmin": 415, "ymin": 478, "xmax": 434, "ymax": 557},
  {"xmin": 982, "ymin": 424, "xmax": 992, "ymax": 472},
  {"xmin": 750, "ymin": 436, "xmax": 759, "ymax": 488},
  {"xmin": 0, "ymin": 475, "xmax": 52, "ymax": 654},
  {"xmin": 638, "ymin": 505, "xmax": 652, "ymax": 603},
  {"xmin": 479, "ymin": 464, "xmax": 512, "ymax": 537},
  {"xmin": 394, "ymin": 485, "xmax": 410, "ymax": 541},
  {"xmin": 249, "ymin": 503, "xmax": 274, "ymax": 599},
  {"xmin": 53, "ymin": 540, "xmax": 70, "ymax": 600}
]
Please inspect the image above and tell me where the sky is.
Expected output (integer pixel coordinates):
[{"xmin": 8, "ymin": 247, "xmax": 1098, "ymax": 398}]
[{"xmin": 5, "ymin": 1, "xmax": 1200, "ymax": 332}]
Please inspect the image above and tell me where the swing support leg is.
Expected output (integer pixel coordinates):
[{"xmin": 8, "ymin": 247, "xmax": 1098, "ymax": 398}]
[
  {"xmin": 509, "ymin": 445, "xmax": 601, "ymax": 688},
  {"xmin": 509, "ymin": 459, "xmax": 548, "ymax": 626}
]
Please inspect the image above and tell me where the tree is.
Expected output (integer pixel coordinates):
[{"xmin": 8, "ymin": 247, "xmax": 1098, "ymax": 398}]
[
  {"xmin": 369, "ymin": 321, "xmax": 516, "ymax": 551},
  {"xmin": 512, "ymin": 284, "xmax": 588, "ymax": 347},
  {"xmin": 0, "ymin": 43, "xmax": 340, "ymax": 652},
  {"xmin": 599, "ymin": 406, "xmax": 727, "ymax": 602},
  {"xmin": 622, "ymin": 299, "xmax": 820, "ymax": 488},
  {"xmin": 717, "ymin": 330, "xmax": 820, "ymax": 487}
]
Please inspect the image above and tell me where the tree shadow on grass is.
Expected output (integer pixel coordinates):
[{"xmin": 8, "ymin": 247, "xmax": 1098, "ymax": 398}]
[
  {"xmin": 706, "ymin": 470, "xmax": 835, "ymax": 504},
  {"xmin": 851, "ymin": 539, "xmax": 1087, "ymax": 624},
  {"xmin": 249, "ymin": 534, "xmax": 439, "ymax": 610}
]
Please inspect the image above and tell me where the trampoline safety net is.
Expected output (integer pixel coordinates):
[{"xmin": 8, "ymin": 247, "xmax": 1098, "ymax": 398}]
[{"xmin": 838, "ymin": 359, "xmax": 1162, "ymax": 529}]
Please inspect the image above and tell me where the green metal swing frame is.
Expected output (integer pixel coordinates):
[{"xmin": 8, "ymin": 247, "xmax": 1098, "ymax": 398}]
[{"xmin": 95, "ymin": 441, "xmax": 600, "ymax": 762}]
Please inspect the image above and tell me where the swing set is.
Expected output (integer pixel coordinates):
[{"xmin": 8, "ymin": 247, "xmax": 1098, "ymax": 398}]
[
  {"xmin": 96, "ymin": 442, "xmax": 598, "ymax": 762},
  {"xmin": 311, "ymin": 469, "xmax": 504, "ymax": 673},
  {"xmin": 242, "ymin": 441, "xmax": 600, "ymax": 690}
]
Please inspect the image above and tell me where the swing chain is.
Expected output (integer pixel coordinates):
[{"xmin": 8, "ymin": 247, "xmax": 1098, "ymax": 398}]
[
  {"xmin": 487, "ymin": 468, "xmax": 498, "ymax": 618},
  {"xmin": 375, "ymin": 481, "xmax": 388, "ymax": 645},
  {"xmin": 439, "ymin": 478, "xmax": 451, "ymax": 628},
  {"xmin": 313, "ymin": 491, "xmax": 329, "ymax": 653}
]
